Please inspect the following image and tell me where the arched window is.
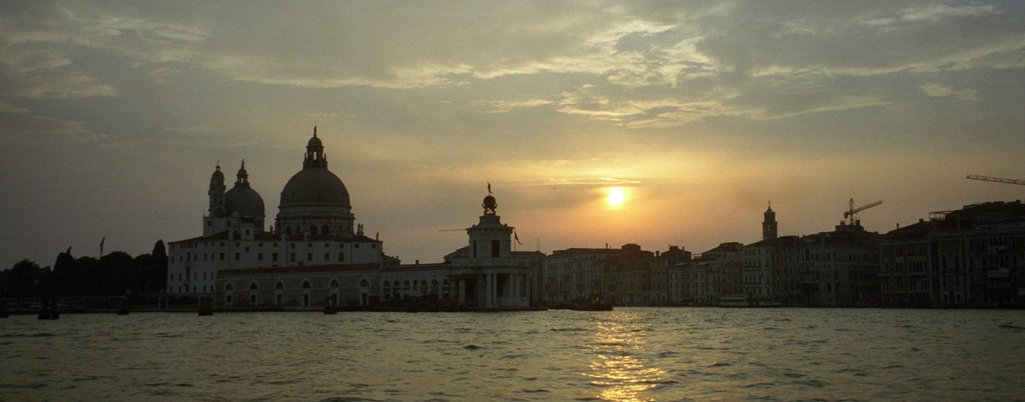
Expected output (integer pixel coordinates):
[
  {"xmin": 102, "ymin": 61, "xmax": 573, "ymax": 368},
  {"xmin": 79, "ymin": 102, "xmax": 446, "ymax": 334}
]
[
  {"xmin": 249, "ymin": 282, "xmax": 258, "ymax": 291},
  {"xmin": 225, "ymin": 283, "xmax": 234, "ymax": 291},
  {"xmin": 302, "ymin": 281, "xmax": 312, "ymax": 289},
  {"xmin": 330, "ymin": 279, "xmax": 339, "ymax": 288},
  {"xmin": 322, "ymin": 225, "xmax": 330, "ymax": 235},
  {"xmin": 274, "ymin": 282, "xmax": 284, "ymax": 306},
  {"xmin": 360, "ymin": 279, "xmax": 370, "ymax": 288},
  {"xmin": 285, "ymin": 226, "xmax": 292, "ymax": 235},
  {"xmin": 310, "ymin": 225, "xmax": 318, "ymax": 235}
]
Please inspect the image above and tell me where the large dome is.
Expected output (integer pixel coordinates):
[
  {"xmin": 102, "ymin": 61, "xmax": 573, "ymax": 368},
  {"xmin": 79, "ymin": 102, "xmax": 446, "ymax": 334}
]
[
  {"xmin": 224, "ymin": 185, "xmax": 265, "ymax": 217},
  {"xmin": 280, "ymin": 168, "xmax": 351, "ymax": 207}
]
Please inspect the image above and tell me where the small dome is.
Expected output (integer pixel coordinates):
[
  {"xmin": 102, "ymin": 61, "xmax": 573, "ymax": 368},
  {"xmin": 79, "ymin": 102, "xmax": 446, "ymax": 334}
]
[
  {"xmin": 280, "ymin": 168, "xmax": 350, "ymax": 207},
  {"xmin": 307, "ymin": 135, "xmax": 323, "ymax": 149},
  {"xmin": 482, "ymin": 194, "xmax": 497, "ymax": 214},
  {"xmin": 224, "ymin": 185, "xmax": 265, "ymax": 218}
]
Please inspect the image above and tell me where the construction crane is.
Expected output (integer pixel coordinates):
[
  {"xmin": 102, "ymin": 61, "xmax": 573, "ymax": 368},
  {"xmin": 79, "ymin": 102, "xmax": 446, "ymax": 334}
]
[
  {"xmin": 844, "ymin": 198, "xmax": 883, "ymax": 225},
  {"xmin": 966, "ymin": 174, "xmax": 1025, "ymax": 186}
]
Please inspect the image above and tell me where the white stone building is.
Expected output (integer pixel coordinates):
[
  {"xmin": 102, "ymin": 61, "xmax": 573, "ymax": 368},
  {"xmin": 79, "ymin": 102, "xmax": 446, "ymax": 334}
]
[{"xmin": 167, "ymin": 128, "xmax": 382, "ymax": 296}]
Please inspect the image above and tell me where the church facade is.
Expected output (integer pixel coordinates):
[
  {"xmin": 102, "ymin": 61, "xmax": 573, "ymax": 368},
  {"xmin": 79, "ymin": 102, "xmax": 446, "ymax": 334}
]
[{"xmin": 167, "ymin": 128, "xmax": 539, "ymax": 310}]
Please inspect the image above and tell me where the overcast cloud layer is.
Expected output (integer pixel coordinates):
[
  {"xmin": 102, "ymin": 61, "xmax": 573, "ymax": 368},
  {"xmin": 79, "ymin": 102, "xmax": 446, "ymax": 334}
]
[{"xmin": 2, "ymin": 1, "xmax": 1024, "ymax": 267}]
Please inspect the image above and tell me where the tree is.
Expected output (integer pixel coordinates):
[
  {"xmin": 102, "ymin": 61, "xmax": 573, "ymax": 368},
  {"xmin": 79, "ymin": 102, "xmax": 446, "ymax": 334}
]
[{"xmin": 2, "ymin": 259, "xmax": 46, "ymax": 297}]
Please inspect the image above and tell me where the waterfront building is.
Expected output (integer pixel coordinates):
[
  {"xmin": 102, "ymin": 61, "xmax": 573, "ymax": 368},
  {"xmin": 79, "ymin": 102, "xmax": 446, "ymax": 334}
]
[
  {"xmin": 166, "ymin": 128, "xmax": 383, "ymax": 296},
  {"xmin": 168, "ymin": 127, "xmax": 538, "ymax": 310},
  {"xmin": 798, "ymin": 221, "xmax": 880, "ymax": 307},
  {"xmin": 216, "ymin": 188, "xmax": 539, "ymax": 310},
  {"xmin": 650, "ymin": 246, "xmax": 692, "ymax": 304},
  {"xmin": 743, "ymin": 235, "xmax": 805, "ymax": 306},
  {"xmin": 673, "ymin": 242, "xmax": 744, "ymax": 305},
  {"xmin": 743, "ymin": 237, "xmax": 775, "ymax": 304},
  {"xmin": 605, "ymin": 244, "xmax": 656, "ymax": 305},
  {"xmin": 880, "ymin": 201, "xmax": 1025, "ymax": 307},
  {"xmin": 541, "ymin": 244, "xmax": 654, "ymax": 305}
]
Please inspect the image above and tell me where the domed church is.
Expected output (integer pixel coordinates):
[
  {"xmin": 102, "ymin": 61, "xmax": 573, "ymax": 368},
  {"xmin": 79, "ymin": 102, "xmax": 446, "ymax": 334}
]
[
  {"xmin": 167, "ymin": 127, "xmax": 541, "ymax": 311},
  {"xmin": 167, "ymin": 128, "xmax": 384, "ymax": 297}
]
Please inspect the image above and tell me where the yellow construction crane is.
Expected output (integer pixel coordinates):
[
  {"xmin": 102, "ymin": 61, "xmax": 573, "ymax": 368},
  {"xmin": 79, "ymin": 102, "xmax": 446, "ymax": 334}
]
[
  {"xmin": 966, "ymin": 174, "xmax": 1025, "ymax": 186},
  {"xmin": 844, "ymin": 198, "xmax": 883, "ymax": 225}
]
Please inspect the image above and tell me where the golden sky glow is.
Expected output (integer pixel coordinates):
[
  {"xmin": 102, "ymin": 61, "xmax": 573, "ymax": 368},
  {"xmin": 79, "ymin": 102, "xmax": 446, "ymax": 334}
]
[{"xmin": 2, "ymin": 2, "xmax": 1025, "ymax": 265}]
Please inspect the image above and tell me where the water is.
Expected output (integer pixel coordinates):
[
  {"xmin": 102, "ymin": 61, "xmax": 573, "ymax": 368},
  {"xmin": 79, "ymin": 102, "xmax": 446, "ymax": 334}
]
[{"xmin": 2, "ymin": 308, "xmax": 1024, "ymax": 401}]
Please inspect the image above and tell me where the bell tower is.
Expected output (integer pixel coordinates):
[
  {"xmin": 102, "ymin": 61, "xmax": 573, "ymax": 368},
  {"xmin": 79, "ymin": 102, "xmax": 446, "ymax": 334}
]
[
  {"xmin": 205, "ymin": 164, "xmax": 227, "ymax": 236},
  {"xmin": 762, "ymin": 203, "xmax": 778, "ymax": 240}
]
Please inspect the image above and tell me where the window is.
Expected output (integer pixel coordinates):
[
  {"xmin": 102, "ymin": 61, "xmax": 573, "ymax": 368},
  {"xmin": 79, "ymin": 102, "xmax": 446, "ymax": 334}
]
[
  {"xmin": 219, "ymin": 253, "xmax": 225, "ymax": 261},
  {"xmin": 290, "ymin": 253, "xmax": 295, "ymax": 262},
  {"xmin": 234, "ymin": 253, "xmax": 240, "ymax": 261},
  {"xmin": 272, "ymin": 253, "xmax": 278, "ymax": 262},
  {"xmin": 258, "ymin": 253, "xmax": 264, "ymax": 261},
  {"xmin": 338, "ymin": 252, "xmax": 345, "ymax": 262},
  {"xmin": 307, "ymin": 253, "xmax": 313, "ymax": 262},
  {"xmin": 491, "ymin": 240, "xmax": 500, "ymax": 257},
  {"xmin": 324, "ymin": 253, "xmax": 330, "ymax": 261}
]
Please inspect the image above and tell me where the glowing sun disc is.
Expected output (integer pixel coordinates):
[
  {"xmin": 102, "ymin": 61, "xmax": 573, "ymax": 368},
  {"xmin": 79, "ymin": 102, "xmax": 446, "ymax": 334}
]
[{"xmin": 606, "ymin": 187, "xmax": 626, "ymax": 206}]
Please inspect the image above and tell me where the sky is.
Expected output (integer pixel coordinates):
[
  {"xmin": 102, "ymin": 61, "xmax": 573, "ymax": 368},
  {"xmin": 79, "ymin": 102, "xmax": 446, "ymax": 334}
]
[{"xmin": 2, "ymin": 1, "xmax": 1025, "ymax": 268}]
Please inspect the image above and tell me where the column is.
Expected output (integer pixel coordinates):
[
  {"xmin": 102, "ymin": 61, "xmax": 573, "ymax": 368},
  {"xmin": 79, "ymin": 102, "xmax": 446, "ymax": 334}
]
[{"xmin": 512, "ymin": 273, "xmax": 519, "ymax": 303}]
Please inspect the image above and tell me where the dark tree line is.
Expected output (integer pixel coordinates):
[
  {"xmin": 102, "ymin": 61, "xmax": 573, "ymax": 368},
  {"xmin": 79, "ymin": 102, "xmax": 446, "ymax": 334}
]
[{"xmin": 0, "ymin": 240, "xmax": 168, "ymax": 298}]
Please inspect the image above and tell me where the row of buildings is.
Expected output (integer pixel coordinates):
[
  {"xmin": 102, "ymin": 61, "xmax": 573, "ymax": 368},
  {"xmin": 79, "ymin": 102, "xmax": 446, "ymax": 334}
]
[
  {"xmin": 539, "ymin": 201, "xmax": 1025, "ymax": 308},
  {"xmin": 167, "ymin": 128, "xmax": 1025, "ymax": 309}
]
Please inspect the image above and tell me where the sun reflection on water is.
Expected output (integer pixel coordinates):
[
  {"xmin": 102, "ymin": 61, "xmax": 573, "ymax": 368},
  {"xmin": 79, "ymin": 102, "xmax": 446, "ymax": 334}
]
[{"xmin": 587, "ymin": 312, "xmax": 666, "ymax": 401}]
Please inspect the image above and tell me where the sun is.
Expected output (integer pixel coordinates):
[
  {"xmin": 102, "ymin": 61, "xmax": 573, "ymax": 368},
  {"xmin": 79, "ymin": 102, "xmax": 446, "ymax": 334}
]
[{"xmin": 606, "ymin": 187, "xmax": 627, "ymax": 207}]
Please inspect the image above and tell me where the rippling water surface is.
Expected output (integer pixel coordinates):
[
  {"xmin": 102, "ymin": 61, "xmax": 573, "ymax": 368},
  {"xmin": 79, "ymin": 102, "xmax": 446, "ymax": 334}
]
[{"xmin": 3, "ymin": 308, "xmax": 1024, "ymax": 401}]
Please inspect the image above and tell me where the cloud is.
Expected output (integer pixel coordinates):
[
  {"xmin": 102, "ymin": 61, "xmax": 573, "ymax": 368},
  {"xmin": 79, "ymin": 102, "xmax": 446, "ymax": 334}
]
[
  {"xmin": 899, "ymin": 4, "xmax": 1000, "ymax": 22},
  {"xmin": 919, "ymin": 82, "xmax": 979, "ymax": 101},
  {"xmin": 0, "ymin": 47, "xmax": 116, "ymax": 100}
]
